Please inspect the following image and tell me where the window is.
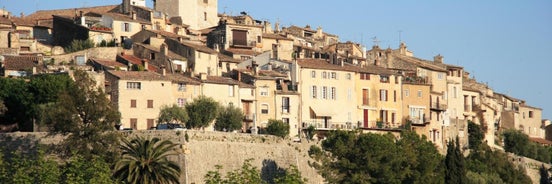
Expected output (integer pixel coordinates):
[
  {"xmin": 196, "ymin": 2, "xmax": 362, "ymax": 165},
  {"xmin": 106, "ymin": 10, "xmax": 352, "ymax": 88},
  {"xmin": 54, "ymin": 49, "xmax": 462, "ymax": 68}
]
[
  {"xmin": 131, "ymin": 99, "xmax": 137, "ymax": 108},
  {"xmin": 123, "ymin": 23, "xmax": 130, "ymax": 32},
  {"xmin": 147, "ymin": 119, "xmax": 154, "ymax": 129},
  {"xmin": 228, "ymin": 85, "xmax": 235, "ymax": 97},
  {"xmin": 127, "ymin": 82, "xmax": 141, "ymax": 89},
  {"xmin": 178, "ymin": 83, "xmax": 186, "ymax": 91},
  {"xmin": 130, "ymin": 118, "xmax": 137, "ymax": 130},
  {"xmin": 177, "ymin": 98, "xmax": 186, "ymax": 107},
  {"xmin": 311, "ymin": 86, "xmax": 317, "ymax": 99},
  {"xmin": 438, "ymin": 73, "xmax": 444, "ymax": 80},
  {"xmin": 395, "ymin": 76, "xmax": 399, "ymax": 84},
  {"xmin": 282, "ymin": 97, "xmax": 290, "ymax": 113},
  {"xmin": 330, "ymin": 87, "xmax": 336, "ymax": 100},
  {"xmin": 529, "ymin": 111, "xmax": 534, "ymax": 118},
  {"xmin": 404, "ymin": 89, "xmax": 410, "ymax": 97},
  {"xmin": 261, "ymin": 104, "xmax": 269, "ymax": 114},
  {"xmin": 362, "ymin": 89, "xmax": 369, "ymax": 105},
  {"xmin": 311, "ymin": 71, "xmax": 316, "ymax": 78},
  {"xmin": 203, "ymin": 12, "xmax": 207, "ymax": 21},
  {"xmin": 203, "ymin": 0, "xmax": 208, "ymax": 3},
  {"xmin": 150, "ymin": 53, "xmax": 155, "ymax": 60},
  {"xmin": 380, "ymin": 75, "xmax": 389, "ymax": 83},
  {"xmin": 257, "ymin": 36, "xmax": 262, "ymax": 43},
  {"xmin": 417, "ymin": 90, "xmax": 422, "ymax": 98},
  {"xmin": 260, "ymin": 87, "xmax": 269, "ymax": 96},
  {"xmin": 393, "ymin": 90, "xmax": 397, "ymax": 102},
  {"xmin": 360, "ymin": 73, "xmax": 370, "ymax": 80},
  {"xmin": 147, "ymin": 100, "xmax": 153, "ymax": 108},
  {"xmin": 330, "ymin": 72, "xmax": 337, "ymax": 79},
  {"xmin": 232, "ymin": 30, "xmax": 247, "ymax": 46},
  {"xmin": 346, "ymin": 73, "xmax": 351, "ymax": 80},
  {"xmin": 380, "ymin": 89, "xmax": 388, "ymax": 101},
  {"xmin": 322, "ymin": 72, "xmax": 327, "ymax": 79},
  {"xmin": 322, "ymin": 86, "xmax": 328, "ymax": 99}
]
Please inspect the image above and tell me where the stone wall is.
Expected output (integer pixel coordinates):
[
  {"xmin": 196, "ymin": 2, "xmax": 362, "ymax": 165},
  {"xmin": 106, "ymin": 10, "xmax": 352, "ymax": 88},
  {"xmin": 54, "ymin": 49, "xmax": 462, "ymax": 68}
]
[
  {"xmin": 48, "ymin": 47, "xmax": 122, "ymax": 64},
  {"xmin": 0, "ymin": 131, "xmax": 325, "ymax": 184}
]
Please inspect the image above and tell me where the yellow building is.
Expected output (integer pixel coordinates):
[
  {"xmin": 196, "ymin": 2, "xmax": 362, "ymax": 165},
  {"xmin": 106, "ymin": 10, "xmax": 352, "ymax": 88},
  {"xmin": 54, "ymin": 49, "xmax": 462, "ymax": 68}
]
[
  {"xmin": 295, "ymin": 59, "xmax": 357, "ymax": 130},
  {"xmin": 106, "ymin": 70, "xmax": 173, "ymax": 130},
  {"xmin": 261, "ymin": 33, "xmax": 294, "ymax": 61},
  {"xmin": 355, "ymin": 65, "xmax": 402, "ymax": 129}
]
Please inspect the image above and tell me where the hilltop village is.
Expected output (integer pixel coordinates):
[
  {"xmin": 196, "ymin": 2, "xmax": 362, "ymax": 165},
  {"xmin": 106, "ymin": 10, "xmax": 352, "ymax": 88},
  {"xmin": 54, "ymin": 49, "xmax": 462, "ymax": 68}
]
[{"xmin": 0, "ymin": 0, "xmax": 549, "ymax": 154}]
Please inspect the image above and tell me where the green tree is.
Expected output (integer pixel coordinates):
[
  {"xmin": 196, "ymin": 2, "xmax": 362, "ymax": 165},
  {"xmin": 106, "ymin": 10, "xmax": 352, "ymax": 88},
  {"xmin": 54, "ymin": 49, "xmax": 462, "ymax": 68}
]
[
  {"xmin": 215, "ymin": 105, "xmax": 244, "ymax": 132},
  {"xmin": 185, "ymin": 96, "xmax": 219, "ymax": 129},
  {"xmin": 114, "ymin": 136, "xmax": 181, "ymax": 184},
  {"xmin": 266, "ymin": 119, "xmax": 290, "ymax": 138},
  {"xmin": 204, "ymin": 159, "xmax": 264, "ymax": 184},
  {"xmin": 29, "ymin": 74, "xmax": 74, "ymax": 104},
  {"xmin": 62, "ymin": 155, "xmax": 113, "ymax": 184},
  {"xmin": 273, "ymin": 165, "xmax": 307, "ymax": 184},
  {"xmin": 466, "ymin": 144, "xmax": 531, "ymax": 183},
  {"xmin": 445, "ymin": 137, "xmax": 467, "ymax": 184},
  {"xmin": 158, "ymin": 104, "xmax": 189, "ymax": 126},
  {"xmin": 64, "ymin": 39, "xmax": 95, "ymax": 53},
  {"xmin": 41, "ymin": 70, "xmax": 121, "ymax": 161},
  {"xmin": 0, "ymin": 78, "xmax": 33, "ymax": 131},
  {"xmin": 503, "ymin": 129, "xmax": 529, "ymax": 155},
  {"xmin": 397, "ymin": 131, "xmax": 444, "ymax": 184},
  {"xmin": 468, "ymin": 120, "xmax": 484, "ymax": 149}
]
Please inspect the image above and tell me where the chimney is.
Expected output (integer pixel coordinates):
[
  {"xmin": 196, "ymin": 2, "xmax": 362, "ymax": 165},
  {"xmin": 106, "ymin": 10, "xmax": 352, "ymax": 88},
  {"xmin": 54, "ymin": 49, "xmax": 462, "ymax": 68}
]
[
  {"xmin": 20, "ymin": 12, "xmax": 24, "ymax": 18},
  {"xmin": 274, "ymin": 21, "xmax": 280, "ymax": 33},
  {"xmin": 399, "ymin": 42, "xmax": 406, "ymax": 55},
  {"xmin": 199, "ymin": 73, "xmax": 207, "ymax": 80},
  {"xmin": 131, "ymin": 11, "xmax": 136, "ymax": 20},
  {"xmin": 122, "ymin": 0, "xmax": 131, "ymax": 14},
  {"xmin": 434, "ymin": 54, "xmax": 443, "ymax": 63},
  {"xmin": 161, "ymin": 43, "xmax": 168, "ymax": 56},
  {"xmin": 263, "ymin": 21, "xmax": 272, "ymax": 33},
  {"xmin": 161, "ymin": 65, "xmax": 166, "ymax": 76},
  {"xmin": 237, "ymin": 71, "xmax": 241, "ymax": 82},
  {"xmin": 142, "ymin": 59, "xmax": 148, "ymax": 71},
  {"xmin": 251, "ymin": 61, "xmax": 257, "ymax": 75}
]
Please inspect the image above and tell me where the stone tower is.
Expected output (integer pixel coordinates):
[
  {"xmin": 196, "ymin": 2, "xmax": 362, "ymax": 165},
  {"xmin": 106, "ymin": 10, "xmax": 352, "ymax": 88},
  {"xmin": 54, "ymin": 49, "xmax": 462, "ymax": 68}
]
[{"xmin": 154, "ymin": 0, "xmax": 218, "ymax": 30}]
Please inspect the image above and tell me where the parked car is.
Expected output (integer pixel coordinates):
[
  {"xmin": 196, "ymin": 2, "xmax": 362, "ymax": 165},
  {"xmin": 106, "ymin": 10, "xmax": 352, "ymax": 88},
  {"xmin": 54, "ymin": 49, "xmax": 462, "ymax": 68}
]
[{"xmin": 156, "ymin": 123, "xmax": 185, "ymax": 130}]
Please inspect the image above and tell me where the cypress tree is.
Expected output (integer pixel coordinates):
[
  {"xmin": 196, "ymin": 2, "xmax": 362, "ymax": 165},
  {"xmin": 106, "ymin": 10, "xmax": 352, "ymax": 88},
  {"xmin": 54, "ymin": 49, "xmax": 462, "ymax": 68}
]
[{"xmin": 445, "ymin": 137, "xmax": 467, "ymax": 184}]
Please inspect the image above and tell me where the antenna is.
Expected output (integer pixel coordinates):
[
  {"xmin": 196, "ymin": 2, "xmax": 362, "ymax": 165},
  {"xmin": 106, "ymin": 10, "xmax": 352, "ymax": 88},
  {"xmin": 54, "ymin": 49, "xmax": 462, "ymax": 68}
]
[
  {"xmin": 372, "ymin": 37, "xmax": 380, "ymax": 46},
  {"xmin": 223, "ymin": 6, "xmax": 227, "ymax": 14},
  {"xmin": 398, "ymin": 30, "xmax": 402, "ymax": 44}
]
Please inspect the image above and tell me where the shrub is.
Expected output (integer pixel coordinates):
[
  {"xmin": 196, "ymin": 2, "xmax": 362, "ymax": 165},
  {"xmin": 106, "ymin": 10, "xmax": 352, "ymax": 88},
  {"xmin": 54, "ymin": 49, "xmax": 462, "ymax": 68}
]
[{"xmin": 64, "ymin": 39, "xmax": 94, "ymax": 53}]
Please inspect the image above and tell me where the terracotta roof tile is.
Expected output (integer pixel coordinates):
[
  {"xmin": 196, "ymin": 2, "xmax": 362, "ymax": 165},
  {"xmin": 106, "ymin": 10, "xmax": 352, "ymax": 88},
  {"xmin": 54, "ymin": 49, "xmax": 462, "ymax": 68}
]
[
  {"xmin": 134, "ymin": 43, "xmax": 187, "ymax": 61},
  {"xmin": 204, "ymin": 76, "xmax": 239, "ymax": 85},
  {"xmin": 262, "ymin": 33, "xmax": 293, "ymax": 41},
  {"xmin": 18, "ymin": 5, "xmax": 117, "ymax": 26},
  {"xmin": 2, "ymin": 55, "xmax": 40, "ymax": 70},
  {"xmin": 298, "ymin": 59, "xmax": 397, "ymax": 75},
  {"xmin": 107, "ymin": 70, "xmax": 169, "ymax": 81},
  {"xmin": 90, "ymin": 58, "xmax": 126, "ymax": 68},
  {"xmin": 218, "ymin": 53, "xmax": 240, "ymax": 63},
  {"xmin": 117, "ymin": 54, "xmax": 158, "ymax": 72},
  {"xmin": 225, "ymin": 47, "xmax": 257, "ymax": 56},
  {"xmin": 165, "ymin": 74, "xmax": 201, "ymax": 85},
  {"xmin": 147, "ymin": 29, "xmax": 188, "ymax": 39},
  {"xmin": 179, "ymin": 40, "xmax": 217, "ymax": 54}
]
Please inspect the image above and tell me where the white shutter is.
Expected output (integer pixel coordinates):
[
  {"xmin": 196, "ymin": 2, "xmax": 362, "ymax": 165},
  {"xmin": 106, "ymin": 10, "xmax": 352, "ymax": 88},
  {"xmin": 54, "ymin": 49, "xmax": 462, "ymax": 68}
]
[{"xmin": 121, "ymin": 22, "xmax": 125, "ymax": 31}]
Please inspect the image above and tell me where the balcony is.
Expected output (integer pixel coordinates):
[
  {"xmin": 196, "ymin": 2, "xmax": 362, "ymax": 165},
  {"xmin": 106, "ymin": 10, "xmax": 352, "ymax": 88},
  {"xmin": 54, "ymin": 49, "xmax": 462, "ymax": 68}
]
[
  {"xmin": 276, "ymin": 84, "xmax": 298, "ymax": 92},
  {"xmin": 229, "ymin": 40, "xmax": 257, "ymax": 48},
  {"xmin": 410, "ymin": 117, "xmax": 427, "ymax": 125},
  {"xmin": 302, "ymin": 120, "xmax": 357, "ymax": 130},
  {"xmin": 430, "ymin": 102, "xmax": 447, "ymax": 111},
  {"xmin": 403, "ymin": 76, "xmax": 429, "ymax": 85}
]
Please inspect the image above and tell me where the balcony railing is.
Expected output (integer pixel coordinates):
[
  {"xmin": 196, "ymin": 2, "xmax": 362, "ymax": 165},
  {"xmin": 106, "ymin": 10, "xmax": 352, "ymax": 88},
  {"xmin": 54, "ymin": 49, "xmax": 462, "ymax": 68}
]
[
  {"xmin": 430, "ymin": 102, "xmax": 447, "ymax": 111},
  {"xmin": 403, "ymin": 76, "xmax": 429, "ymax": 85},
  {"xmin": 229, "ymin": 40, "xmax": 257, "ymax": 48},
  {"xmin": 276, "ymin": 84, "xmax": 298, "ymax": 92},
  {"xmin": 409, "ymin": 116, "xmax": 427, "ymax": 125},
  {"xmin": 302, "ymin": 121, "xmax": 357, "ymax": 130}
]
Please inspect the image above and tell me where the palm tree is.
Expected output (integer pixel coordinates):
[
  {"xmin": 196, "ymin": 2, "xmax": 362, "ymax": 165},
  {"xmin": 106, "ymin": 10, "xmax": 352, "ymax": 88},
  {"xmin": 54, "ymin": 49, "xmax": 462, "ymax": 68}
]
[{"xmin": 114, "ymin": 136, "xmax": 181, "ymax": 184}]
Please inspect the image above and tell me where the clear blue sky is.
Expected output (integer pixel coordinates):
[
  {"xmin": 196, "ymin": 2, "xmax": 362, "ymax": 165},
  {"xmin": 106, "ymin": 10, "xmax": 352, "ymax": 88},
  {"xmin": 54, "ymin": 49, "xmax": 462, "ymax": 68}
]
[{"xmin": 3, "ymin": 0, "xmax": 551, "ymax": 119}]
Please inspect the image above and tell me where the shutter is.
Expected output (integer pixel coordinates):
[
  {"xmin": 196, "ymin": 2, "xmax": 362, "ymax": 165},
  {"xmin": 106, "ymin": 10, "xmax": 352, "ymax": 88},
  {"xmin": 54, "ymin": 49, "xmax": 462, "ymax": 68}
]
[
  {"xmin": 310, "ymin": 86, "xmax": 313, "ymax": 98},
  {"xmin": 129, "ymin": 23, "xmax": 132, "ymax": 32},
  {"xmin": 121, "ymin": 22, "xmax": 125, "ymax": 31},
  {"xmin": 386, "ymin": 90, "xmax": 389, "ymax": 101}
]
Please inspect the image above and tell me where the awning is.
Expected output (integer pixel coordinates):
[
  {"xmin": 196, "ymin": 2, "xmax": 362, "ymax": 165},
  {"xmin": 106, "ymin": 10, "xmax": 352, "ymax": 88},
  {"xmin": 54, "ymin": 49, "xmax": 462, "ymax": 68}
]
[{"xmin": 310, "ymin": 106, "xmax": 335, "ymax": 117}]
